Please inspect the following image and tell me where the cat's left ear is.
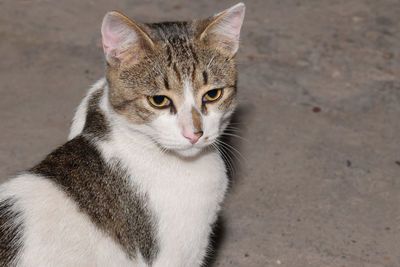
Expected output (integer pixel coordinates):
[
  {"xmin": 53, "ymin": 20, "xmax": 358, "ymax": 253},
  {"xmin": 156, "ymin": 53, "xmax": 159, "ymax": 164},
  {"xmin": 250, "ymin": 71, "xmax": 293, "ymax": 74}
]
[
  {"xmin": 199, "ymin": 3, "xmax": 245, "ymax": 56},
  {"xmin": 101, "ymin": 11, "xmax": 154, "ymax": 66}
]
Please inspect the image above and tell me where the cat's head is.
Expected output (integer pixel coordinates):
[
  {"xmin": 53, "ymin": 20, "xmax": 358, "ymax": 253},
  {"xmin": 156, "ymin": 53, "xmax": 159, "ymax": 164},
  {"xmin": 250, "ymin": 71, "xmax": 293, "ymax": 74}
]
[{"xmin": 101, "ymin": 3, "xmax": 245, "ymax": 157}]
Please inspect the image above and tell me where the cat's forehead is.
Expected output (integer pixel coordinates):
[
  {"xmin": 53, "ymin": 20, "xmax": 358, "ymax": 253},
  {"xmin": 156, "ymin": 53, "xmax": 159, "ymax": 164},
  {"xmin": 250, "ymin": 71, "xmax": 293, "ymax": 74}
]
[
  {"xmin": 143, "ymin": 21, "xmax": 203, "ymax": 70},
  {"xmin": 147, "ymin": 45, "xmax": 234, "ymax": 100},
  {"xmin": 119, "ymin": 21, "xmax": 236, "ymax": 98}
]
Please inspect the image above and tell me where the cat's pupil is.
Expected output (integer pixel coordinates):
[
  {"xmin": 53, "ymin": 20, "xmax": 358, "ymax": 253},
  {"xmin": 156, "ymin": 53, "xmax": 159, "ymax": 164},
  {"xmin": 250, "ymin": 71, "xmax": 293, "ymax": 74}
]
[
  {"xmin": 153, "ymin": 96, "xmax": 165, "ymax": 104},
  {"xmin": 207, "ymin": 90, "xmax": 218, "ymax": 98}
]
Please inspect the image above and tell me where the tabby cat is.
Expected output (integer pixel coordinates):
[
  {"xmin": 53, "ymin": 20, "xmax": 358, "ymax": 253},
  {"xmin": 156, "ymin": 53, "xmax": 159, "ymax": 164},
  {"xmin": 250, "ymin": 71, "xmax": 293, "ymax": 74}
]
[{"xmin": 0, "ymin": 3, "xmax": 245, "ymax": 266}]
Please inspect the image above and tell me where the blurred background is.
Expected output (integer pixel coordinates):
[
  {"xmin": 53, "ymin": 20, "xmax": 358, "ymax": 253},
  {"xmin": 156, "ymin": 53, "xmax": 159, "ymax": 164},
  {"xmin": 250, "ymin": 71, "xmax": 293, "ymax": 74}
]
[{"xmin": 0, "ymin": 0, "xmax": 399, "ymax": 266}]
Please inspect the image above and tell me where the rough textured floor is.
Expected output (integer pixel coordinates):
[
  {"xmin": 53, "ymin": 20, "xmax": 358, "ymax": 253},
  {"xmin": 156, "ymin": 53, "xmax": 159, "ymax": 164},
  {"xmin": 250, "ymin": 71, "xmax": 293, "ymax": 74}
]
[{"xmin": 1, "ymin": 0, "xmax": 399, "ymax": 266}]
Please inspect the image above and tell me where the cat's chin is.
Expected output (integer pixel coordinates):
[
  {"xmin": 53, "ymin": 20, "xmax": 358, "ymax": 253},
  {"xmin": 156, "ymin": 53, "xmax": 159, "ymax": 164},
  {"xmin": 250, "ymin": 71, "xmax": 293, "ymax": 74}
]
[{"xmin": 172, "ymin": 147, "xmax": 204, "ymax": 158}]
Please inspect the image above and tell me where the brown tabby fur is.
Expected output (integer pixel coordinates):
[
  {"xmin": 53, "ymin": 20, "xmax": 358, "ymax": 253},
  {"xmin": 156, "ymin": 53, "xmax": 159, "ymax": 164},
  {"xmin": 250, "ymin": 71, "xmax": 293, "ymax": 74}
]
[{"xmin": 106, "ymin": 17, "xmax": 238, "ymax": 124}]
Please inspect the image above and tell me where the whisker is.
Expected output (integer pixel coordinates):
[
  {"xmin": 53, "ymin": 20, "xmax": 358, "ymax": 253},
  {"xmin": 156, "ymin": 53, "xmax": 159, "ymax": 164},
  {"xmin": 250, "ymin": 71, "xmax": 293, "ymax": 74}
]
[
  {"xmin": 228, "ymin": 122, "xmax": 244, "ymax": 127},
  {"xmin": 215, "ymin": 139, "xmax": 246, "ymax": 163},
  {"xmin": 214, "ymin": 141, "xmax": 236, "ymax": 167},
  {"xmin": 212, "ymin": 143, "xmax": 235, "ymax": 176},
  {"xmin": 224, "ymin": 125, "xmax": 242, "ymax": 131},
  {"xmin": 220, "ymin": 132, "xmax": 248, "ymax": 142}
]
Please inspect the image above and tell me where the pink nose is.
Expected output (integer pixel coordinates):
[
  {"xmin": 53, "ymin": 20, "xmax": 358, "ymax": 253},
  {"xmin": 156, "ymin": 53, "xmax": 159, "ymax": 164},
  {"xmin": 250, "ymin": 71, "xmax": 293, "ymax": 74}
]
[{"xmin": 183, "ymin": 131, "xmax": 203, "ymax": 144}]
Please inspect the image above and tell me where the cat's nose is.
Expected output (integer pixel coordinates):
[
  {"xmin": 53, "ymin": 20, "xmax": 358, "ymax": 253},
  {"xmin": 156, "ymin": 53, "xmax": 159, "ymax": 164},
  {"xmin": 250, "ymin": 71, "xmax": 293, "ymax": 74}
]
[{"xmin": 183, "ymin": 131, "xmax": 203, "ymax": 144}]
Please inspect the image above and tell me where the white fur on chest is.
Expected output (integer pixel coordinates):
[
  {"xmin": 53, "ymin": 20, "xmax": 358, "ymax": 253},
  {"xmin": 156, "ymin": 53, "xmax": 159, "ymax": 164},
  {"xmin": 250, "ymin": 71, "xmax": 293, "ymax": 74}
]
[
  {"xmin": 99, "ymin": 127, "xmax": 228, "ymax": 267},
  {"xmin": 68, "ymin": 78, "xmax": 229, "ymax": 266}
]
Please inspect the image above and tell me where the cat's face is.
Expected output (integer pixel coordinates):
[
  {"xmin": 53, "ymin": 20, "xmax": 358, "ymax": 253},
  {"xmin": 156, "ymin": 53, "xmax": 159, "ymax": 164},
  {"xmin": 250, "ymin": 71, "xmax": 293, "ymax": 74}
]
[{"xmin": 102, "ymin": 4, "xmax": 245, "ymax": 157}]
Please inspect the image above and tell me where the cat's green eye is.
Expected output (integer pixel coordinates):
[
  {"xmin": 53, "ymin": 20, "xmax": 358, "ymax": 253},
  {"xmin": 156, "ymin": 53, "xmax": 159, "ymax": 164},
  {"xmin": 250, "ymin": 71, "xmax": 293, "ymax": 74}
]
[
  {"xmin": 203, "ymin": 89, "xmax": 223, "ymax": 103},
  {"xmin": 148, "ymin": 95, "xmax": 171, "ymax": 108}
]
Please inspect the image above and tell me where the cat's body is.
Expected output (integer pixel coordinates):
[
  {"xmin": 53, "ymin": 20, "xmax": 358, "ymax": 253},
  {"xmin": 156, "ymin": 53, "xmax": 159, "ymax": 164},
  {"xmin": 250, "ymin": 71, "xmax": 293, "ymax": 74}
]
[
  {"xmin": 0, "ymin": 3, "xmax": 245, "ymax": 267},
  {"xmin": 0, "ymin": 80, "xmax": 226, "ymax": 266}
]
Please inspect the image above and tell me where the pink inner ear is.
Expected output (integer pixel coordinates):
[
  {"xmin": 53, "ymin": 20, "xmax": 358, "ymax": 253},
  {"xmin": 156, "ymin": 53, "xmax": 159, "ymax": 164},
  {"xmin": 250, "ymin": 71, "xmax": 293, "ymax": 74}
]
[
  {"xmin": 229, "ymin": 11, "xmax": 244, "ymax": 36},
  {"xmin": 214, "ymin": 7, "xmax": 244, "ymax": 43},
  {"xmin": 101, "ymin": 22, "xmax": 122, "ymax": 57}
]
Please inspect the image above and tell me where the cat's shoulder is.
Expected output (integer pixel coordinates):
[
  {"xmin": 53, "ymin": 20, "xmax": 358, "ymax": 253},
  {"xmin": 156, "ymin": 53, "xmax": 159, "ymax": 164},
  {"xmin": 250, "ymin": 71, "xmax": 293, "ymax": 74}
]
[{"xmin": 69, "ymin": 78, "xmax": 107, "ymax": 140}]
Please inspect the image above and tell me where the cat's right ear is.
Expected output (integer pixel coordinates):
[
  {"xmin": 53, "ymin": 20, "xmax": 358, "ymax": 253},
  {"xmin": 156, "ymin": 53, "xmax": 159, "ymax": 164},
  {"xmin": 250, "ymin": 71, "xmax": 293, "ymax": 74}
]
[
  {"xmin": 101, "ymin": 11, "xmax": 154, "ymax": 66},
  {"xmin": 198, "ymin": 3, "xmax": 245, "ymax": 56}
]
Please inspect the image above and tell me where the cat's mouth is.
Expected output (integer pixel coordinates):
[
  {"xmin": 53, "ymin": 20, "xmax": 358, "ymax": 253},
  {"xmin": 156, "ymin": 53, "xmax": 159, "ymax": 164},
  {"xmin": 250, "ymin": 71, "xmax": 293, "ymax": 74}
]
[
  {"xmin": 157, "ymin": 132, "xmax": 221, "ymax": 157},
  {"xmin": 158, "ymin": 140, "xmax": 213, "ymax": 157}
]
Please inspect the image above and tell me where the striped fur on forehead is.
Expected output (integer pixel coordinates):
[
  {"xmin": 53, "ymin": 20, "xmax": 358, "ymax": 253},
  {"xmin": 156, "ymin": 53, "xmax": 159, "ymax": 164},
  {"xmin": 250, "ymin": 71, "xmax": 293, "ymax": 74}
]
[{"xmin": 106, "ymin": 19, "xmax": 238, "ymax": 123}]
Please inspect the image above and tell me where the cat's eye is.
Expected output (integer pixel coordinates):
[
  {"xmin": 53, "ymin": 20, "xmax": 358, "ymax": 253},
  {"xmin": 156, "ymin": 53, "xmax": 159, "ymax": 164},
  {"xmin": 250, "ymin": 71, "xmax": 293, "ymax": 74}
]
[
  {"xmin": 148, "ymin": 95, "xmax": 171, "ymax": 108},
  {"xmin": 203, "ymin": 89, "xmax": 223, "ymax": 103}
]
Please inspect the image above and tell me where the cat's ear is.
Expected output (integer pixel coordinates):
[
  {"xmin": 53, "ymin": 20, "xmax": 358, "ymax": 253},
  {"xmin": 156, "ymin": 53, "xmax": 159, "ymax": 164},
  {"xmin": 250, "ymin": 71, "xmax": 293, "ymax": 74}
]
[
  {"xmin": 101, "ymin": 11, "xmax": 154, "ymax": 65},
  {"xmin": 199, "ymin": 3, "xmax": 245, "ymax": 56}
]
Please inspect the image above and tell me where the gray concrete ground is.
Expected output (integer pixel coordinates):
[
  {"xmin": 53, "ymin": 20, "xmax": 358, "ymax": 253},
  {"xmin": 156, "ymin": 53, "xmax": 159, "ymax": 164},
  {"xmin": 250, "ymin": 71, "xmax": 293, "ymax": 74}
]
[{"xmin": 1, "ymin": 0, "xmax": 399, "ymax": 266}]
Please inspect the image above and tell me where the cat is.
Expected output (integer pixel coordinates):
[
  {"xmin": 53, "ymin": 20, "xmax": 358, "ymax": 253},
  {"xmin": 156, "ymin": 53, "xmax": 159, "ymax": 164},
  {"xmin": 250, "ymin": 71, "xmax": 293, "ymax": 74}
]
[{"xmin": 0, "ymin": 3, "xmax": 245, "ymax": 267}]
